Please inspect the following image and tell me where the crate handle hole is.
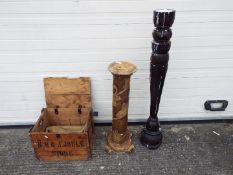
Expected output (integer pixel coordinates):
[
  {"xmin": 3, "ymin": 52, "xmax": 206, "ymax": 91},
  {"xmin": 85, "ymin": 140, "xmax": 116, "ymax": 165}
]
[
  {"xmin": 78, "ymin": 105, "xmax": 82, "ymax": 115},
  {"xmin": 39, "ymin": 119, "xmax": 43, "ymax": 126},
  {"xmin": 54, "ymin": 108, "xmax": 59, "ymax": 115}
]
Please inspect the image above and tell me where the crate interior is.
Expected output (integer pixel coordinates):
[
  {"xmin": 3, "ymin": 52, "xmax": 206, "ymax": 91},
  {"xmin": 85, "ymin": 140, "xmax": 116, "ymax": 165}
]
[{"xmin": 31, "ymin": 108, "xmax": 91, "ymax": 133}]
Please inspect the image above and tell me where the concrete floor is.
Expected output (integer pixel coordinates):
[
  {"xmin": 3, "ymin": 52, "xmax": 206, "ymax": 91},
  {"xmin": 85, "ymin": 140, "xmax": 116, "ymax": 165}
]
[{"xmin": 0, "ymin": 122, "xmax": 232, "ymax": 175}]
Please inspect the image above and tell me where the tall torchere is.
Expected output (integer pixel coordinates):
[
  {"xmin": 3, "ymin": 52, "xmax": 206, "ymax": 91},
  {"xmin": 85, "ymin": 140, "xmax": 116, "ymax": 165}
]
[
  {"xmin": 105, "ymin": 61, "xmax": 137, "ymax": 153},
  {"xmin": 141, "ymin": 9, "xmax": 176, "ymax": 149}
]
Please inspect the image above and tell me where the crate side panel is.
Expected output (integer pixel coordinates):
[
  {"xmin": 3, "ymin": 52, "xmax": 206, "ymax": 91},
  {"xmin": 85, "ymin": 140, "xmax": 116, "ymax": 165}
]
[
  {"xmin": 47, "ymin": 108, "xmax": 91, "ymax": 125},
  {"xmin": 46, "ymin": 94, "xmax": 91, "ymax": 108},
  {"xmin": 30, "ymin": 133, "xmax": 90, "ymax": 160},
  {"xmin": 30, "ymin": 109, "xmax": 49, "ymax": 132},
  {"xmin": 44, "ymin": 77, "xmax": 91, "ymax": 95}
]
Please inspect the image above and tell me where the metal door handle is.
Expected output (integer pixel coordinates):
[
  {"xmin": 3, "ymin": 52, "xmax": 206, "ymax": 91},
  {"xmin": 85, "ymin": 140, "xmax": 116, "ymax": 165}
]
[{"xmin": 204, "ymin": 100, "xmax": 228, "ymax": 111}]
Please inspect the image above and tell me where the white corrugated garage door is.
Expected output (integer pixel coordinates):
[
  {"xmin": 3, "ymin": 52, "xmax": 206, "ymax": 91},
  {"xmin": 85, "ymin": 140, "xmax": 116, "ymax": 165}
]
[{"xmin": 0, "ymin": 0, "xmax": 233, "ymax": 125}]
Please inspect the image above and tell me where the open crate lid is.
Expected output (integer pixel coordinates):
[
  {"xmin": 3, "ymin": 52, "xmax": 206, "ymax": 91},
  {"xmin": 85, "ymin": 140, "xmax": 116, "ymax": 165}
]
[{"xmin": 44, "ymin": 77, "xmax": 91, "ymax": 108}]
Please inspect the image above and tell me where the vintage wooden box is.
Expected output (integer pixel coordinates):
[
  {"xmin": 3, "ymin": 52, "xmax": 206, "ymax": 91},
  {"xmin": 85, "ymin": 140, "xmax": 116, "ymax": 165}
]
[{"xmin": 29, "ymin": 77, "xmax": 94, "ymax": 161}]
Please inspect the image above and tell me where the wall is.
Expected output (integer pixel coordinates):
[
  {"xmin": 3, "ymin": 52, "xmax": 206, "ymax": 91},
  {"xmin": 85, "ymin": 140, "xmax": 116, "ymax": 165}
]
[{"xmin": 0, "ymin": 0, "xmax": 233, "ymax": 125}]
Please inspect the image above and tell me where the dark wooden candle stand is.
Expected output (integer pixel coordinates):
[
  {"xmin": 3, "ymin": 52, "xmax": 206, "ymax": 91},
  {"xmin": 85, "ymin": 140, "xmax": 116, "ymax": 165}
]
[{"xmin": 141, "ymin": 9, "xmax": 175, "ymax": 149}]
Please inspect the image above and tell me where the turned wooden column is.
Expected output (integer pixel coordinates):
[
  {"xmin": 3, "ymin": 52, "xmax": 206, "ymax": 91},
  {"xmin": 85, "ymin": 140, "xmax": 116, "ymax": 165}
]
[
  {"xmin": 105, "ymin": 61, "xmax": 137, "ymax": 153},
  {"xmin": 141, "ymin": 9, "xmax": 175, "ymax": 149}
]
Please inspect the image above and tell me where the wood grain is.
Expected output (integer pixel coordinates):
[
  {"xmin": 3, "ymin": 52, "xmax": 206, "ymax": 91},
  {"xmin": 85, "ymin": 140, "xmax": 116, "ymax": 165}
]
[
  {"xmin": 105, "ymin": 62, "xmax": 136, "ymax": 153},
  {"xmin": 44, "ymin": 77, "xmax": 91, "ymax": 95},
  {"xmin": 44, "ymin": 77, "xmax": 91, "ymax": 108},
  {"xmin": 29, "ymin": 77, "xmax": 93, "ymax": 161},
  {"xmin": 45, "ymin": 94, "xmax": 91, "ymax": 108}
]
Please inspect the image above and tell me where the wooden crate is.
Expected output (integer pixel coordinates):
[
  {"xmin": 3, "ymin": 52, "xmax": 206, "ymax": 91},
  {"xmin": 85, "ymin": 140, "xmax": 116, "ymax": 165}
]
[{"xmin": 29, "ymin": 77, "xmax": 94, "ymax": 161}]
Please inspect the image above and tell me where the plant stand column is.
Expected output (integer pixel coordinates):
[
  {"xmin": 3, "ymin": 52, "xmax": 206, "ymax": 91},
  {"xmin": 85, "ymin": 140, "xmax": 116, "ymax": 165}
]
[
  {"xmin": 141, "ymin": 9, "xmax": 176, "ymax": 149},
  {"xmin": 105, "ymin": 61, "xmax": 137, "ymax": 153}
]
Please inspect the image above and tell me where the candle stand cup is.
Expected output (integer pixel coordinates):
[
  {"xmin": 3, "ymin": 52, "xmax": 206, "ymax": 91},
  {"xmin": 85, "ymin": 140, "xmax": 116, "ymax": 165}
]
[{"xmin": 153, "ymin": 9, "xmax": 175, "ymax": 28}]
